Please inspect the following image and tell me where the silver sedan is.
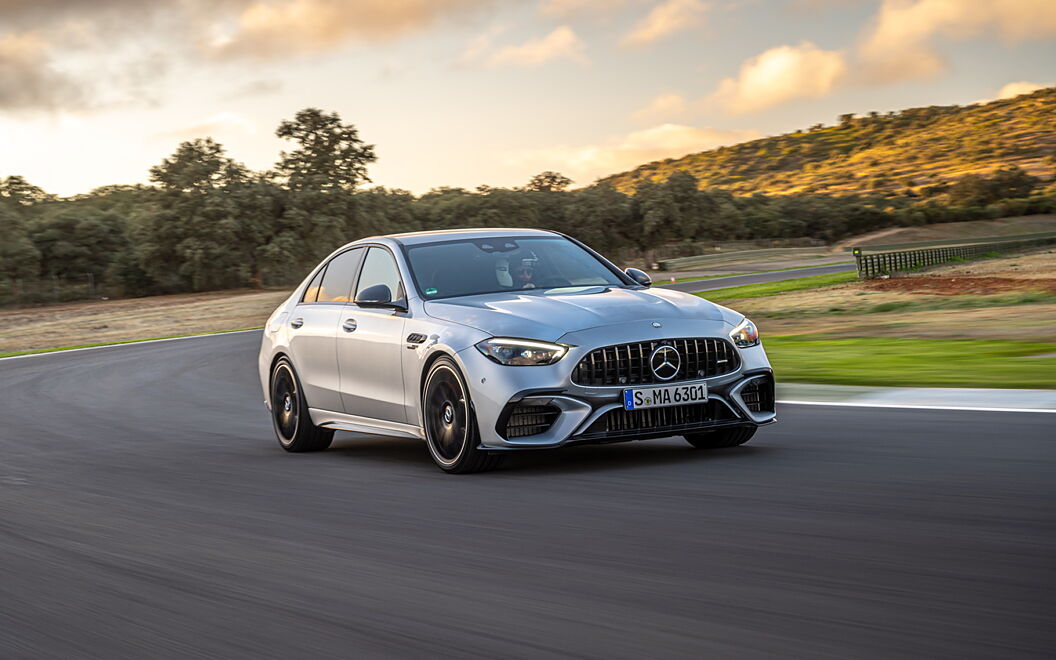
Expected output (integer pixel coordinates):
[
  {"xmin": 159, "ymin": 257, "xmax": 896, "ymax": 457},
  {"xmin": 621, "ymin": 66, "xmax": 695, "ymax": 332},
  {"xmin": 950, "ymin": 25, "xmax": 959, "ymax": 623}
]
[{"xmin": 258, "ymin": 229, "xmax": 776, "ymax": 473}]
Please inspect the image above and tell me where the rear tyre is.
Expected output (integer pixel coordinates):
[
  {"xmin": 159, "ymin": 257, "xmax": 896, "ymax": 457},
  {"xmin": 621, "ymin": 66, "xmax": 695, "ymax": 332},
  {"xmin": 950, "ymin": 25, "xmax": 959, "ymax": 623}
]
[
  {"xmin": 423, "ymin": 357, "xmax": 503, "ymax": 474},
  {"xmin": 684, "ymin": 425, "xmax": 756, "ymax": 449},
  {"xmin": 270, "ymin": 357, "xmax": 333, "ymax": 452}
]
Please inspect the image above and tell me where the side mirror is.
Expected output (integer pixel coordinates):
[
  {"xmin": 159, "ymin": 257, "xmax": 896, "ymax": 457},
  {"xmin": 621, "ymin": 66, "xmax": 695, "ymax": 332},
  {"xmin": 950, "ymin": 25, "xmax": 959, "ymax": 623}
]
[
  {"xmin": 624, "ymin": 267, "xmax": 652, "ymax": 287},
  {"xmin": 355, "ymin": 284, "xmax": 406, "ymax": 311}
]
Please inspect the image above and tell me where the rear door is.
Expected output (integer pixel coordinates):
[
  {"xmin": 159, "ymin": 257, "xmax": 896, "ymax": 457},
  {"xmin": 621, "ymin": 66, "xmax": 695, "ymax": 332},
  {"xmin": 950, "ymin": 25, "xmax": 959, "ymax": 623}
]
[
  {"xmin": 337, "ymin": 246, "xmax": 409, "ymax": 423},
  {"xmin": 288, "ymin": 248, "xmax": 365, "ymax": 412}
]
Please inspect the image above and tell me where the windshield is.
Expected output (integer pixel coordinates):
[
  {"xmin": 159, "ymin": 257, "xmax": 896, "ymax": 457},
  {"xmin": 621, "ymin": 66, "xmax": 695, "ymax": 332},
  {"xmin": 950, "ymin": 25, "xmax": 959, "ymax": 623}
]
[{"xmin": 404, "ymin": 236, "xmax": 628, "ymax": 300}]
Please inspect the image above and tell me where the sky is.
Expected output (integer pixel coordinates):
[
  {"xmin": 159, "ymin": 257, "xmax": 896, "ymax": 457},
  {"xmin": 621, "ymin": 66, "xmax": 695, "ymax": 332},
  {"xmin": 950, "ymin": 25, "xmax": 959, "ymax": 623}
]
[{"xmin": 1, "ymin": 0, "xmax": 1054, "ymax": 197}]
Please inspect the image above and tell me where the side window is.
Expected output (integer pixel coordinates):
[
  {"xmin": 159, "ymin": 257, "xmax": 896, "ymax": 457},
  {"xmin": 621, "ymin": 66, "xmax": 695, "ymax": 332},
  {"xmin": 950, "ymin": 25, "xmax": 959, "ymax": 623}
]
[
  {"xmin": 301, "ymin": 265, "xmax": 326, "ymax": 303},
  {"xmin": 317, "ymin": 248, "xmax": 365, "ymax": 303},
  {"xmin": 355, "ymin": 247, "xmax": 404, "ymax": 303}
]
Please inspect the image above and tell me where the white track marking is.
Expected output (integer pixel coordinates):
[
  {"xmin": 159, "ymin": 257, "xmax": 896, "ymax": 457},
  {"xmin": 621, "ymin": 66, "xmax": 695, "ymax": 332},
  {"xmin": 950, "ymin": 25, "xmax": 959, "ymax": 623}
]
[
  {"xmin": 778, "ymin": 399, "xmax": 1056, "ymax": 414},
  {"xmin": 0, "ymin": 329, "xmax": 262, "ymax": 361}
]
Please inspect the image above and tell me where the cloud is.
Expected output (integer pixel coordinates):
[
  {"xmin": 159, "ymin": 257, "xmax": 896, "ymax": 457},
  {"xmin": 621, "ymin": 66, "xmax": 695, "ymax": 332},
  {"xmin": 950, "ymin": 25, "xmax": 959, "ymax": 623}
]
[
  {"xmin": 223, "ymin": 79, "xmax": 284, "ymax": 99},
  {"xmin": 0, "ymin": 32, "xmax": 87, "ymax": 113},
  {"xmin": 206, "ymin": 0, "xmax": 493, "ymax": 58},
  {"xmin": 539, "ymin": 0, "xmax": 636, "ymax": 16},
  {"xmin": 483, "ymin": 26, "xmax": 587, "ymax": 68},
  {"xmin": 709, "ymin": 41, "xmax": 847, "ymax": 114},
  {"xmin": 995, "ymin": 81, "xmax": 1052, "ymax": 100},
  {"xmin": 632, "ymin": 93, "xmax": 689, "ymax": 121},
  {"xmin": 622, "ymin": 0, "xmax": 707, "ymax": 47},
  {"xmin": 151, "ymin": 112, "xmax": 256, "ymax": 142},
  {"xmin": 859, "ymin": 0, "xmax": 1056, "ymax": 82},
  {"xmin": 508, "ymin": 123, "xmax": 760, "ymax": 183}
]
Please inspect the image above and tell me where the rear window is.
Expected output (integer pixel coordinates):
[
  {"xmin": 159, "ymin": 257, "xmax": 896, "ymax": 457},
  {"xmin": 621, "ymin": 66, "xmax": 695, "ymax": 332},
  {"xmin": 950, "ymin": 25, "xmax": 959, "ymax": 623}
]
[{"xmin": 316, "ymin": 248, "xmax": 364, "ymax": 303}]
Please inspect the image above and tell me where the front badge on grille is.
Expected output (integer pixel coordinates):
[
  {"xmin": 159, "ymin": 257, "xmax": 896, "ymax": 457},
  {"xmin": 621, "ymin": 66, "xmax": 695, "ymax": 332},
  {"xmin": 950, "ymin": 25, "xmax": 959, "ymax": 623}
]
[{"xmin": 650, "ymin": 345, "xmax": 680, "ymax": 381}]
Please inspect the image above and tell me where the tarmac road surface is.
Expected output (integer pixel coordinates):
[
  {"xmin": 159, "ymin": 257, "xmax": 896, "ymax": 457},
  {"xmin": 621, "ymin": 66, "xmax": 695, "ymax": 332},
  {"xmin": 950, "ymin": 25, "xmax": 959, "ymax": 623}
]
[
  {"xmin": 0, "ymin": 331, "xmax": 1052, "ymax": 659},
  {"xmin": 658, "ymin": 262, "xmax": 857, "ymax": 293}
]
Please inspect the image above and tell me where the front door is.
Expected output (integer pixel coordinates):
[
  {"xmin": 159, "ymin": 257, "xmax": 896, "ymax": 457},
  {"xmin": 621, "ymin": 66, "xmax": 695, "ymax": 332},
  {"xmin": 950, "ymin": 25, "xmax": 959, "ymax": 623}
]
[{"xmin": 337, "ymin": 246, "xmax": 408, "ymax": 423}]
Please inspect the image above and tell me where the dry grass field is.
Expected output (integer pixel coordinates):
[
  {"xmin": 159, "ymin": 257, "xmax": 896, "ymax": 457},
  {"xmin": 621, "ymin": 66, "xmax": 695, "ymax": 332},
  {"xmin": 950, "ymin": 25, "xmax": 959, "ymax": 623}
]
[{"xmin": 0, "ymin": 289, "xmax": 290, "ymax": 354}]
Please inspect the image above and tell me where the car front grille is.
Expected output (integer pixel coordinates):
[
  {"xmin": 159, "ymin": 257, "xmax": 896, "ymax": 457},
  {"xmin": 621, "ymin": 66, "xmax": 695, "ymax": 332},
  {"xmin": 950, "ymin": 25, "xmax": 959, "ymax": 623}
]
[
  {"xmin": 504, "ymin": 404, "xmax": 561, "ymax": 438},
  {"xmin": 740, "ymin": 375, "xmax": 775, "ymax": 413},
  {"xmin": 572, "ymin": 338, "xmax": 739, "ymax": 387},
  {"xmin": 576, "ymin": 400, "xmax": 738, "ymax": 441}
]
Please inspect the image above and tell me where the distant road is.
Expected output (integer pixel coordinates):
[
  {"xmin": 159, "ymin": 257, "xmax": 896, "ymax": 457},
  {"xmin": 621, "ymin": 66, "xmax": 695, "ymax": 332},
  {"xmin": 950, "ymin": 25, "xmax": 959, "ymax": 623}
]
[
  {"xmin": 659, "ymin": 262, "xmax": 857, "ymax": 293},
  {"xmin": 1, "ymin": 331, "xmax": 1053, "ymax": 658}
]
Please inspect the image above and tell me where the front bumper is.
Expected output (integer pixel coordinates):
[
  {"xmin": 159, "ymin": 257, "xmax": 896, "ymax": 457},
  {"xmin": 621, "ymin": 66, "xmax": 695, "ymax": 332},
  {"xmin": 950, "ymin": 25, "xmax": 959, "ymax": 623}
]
[{"xmin": 456, "ymin": 326, "xmax": 777, "ymax": 450}]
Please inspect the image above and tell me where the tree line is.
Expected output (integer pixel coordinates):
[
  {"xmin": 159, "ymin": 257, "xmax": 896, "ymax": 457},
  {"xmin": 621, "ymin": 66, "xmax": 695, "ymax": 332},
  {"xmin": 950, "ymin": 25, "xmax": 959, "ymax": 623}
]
[{"xmin": 1, "ymin": 107, "xmax": 1053, "ymax": 303}]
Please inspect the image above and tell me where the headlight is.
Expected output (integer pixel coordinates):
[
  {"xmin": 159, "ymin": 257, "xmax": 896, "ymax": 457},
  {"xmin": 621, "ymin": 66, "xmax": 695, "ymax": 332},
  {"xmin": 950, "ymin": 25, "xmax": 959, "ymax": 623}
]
[
  {"xmin": 729, "ymin": 318, "xmax": 760, "ymax": 348},
  {"xmin": 475, "ymin": 338, "xmax": 568, "ymax": 366}
]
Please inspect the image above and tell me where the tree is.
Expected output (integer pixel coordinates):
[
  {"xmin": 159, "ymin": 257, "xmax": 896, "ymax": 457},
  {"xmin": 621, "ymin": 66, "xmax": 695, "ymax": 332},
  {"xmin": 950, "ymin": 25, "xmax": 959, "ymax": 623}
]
[
  {"xmin": 149, "ymin": 138, "xmax": 246, "ymax": 193},
  {"xmin": 526, "ymin": 171, "xmax": 572, "ymax": 192},
  {"xmin": 140, "ymin": 139, "xmax": 250, "ymax": 291},
  {"xmin": 0, "ymin": 204, "xmax": 40, "ymax": 282},
  {"xmin": 275, "ymin": 108, "xmax": 377, "ymax": 192},
  {"xmin": 28, "ymin": 209, "xmax": 127, "ymax": 279},
  {"xmin": 0, "ymin": 176, "xmax": 54, "ymax": 207}
]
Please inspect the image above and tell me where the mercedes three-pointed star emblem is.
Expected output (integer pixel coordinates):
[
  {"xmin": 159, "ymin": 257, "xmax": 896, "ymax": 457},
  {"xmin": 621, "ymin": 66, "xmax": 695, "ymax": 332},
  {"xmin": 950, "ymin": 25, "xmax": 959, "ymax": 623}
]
[{"xmin": 649, "ymin": 345, "xmax": 680, "ymax": 381}]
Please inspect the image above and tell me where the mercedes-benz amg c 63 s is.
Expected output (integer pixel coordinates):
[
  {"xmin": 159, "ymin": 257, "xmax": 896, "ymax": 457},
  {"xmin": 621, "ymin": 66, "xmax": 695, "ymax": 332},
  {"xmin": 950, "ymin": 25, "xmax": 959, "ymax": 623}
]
[{"xmin": 258, "ymin": 229, "xmax": 776, "ymax": 473}]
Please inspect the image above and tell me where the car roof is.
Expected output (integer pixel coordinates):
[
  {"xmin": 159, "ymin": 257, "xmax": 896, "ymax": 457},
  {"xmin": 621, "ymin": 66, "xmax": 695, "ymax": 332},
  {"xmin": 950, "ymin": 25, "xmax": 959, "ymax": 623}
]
[{"xmin": 374, "ymin": 228, "xmax": 561, "ymax": 247}]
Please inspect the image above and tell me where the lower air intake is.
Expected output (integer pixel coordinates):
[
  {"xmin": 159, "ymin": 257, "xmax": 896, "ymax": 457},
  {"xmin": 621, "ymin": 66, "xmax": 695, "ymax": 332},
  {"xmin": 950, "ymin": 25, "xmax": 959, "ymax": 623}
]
[{"xmin": 504, "ymin": 404, "xmax": 561, "ymax": 438}]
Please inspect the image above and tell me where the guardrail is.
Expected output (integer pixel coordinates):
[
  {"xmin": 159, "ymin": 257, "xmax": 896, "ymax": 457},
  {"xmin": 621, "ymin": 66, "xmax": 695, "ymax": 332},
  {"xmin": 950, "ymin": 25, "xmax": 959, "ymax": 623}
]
[{"xmin": 853, "ymin": 236, "xmax": 1056, "ymax": 278}]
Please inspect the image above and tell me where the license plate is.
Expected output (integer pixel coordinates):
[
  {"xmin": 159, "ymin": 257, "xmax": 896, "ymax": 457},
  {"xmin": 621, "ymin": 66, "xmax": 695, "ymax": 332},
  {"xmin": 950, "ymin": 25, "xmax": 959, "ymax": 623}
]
[{"xmin": 623, "ymin": 383, "xmax": 708, "ymax": 410}]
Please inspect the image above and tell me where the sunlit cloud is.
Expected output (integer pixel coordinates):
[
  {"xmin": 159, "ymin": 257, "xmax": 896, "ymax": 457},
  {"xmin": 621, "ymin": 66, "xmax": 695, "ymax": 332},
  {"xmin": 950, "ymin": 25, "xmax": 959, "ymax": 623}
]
[
  {"xmin": 483, "ymin": 26, "xmax": 588, "ymax": 68},
  {"xmin": 859, "ymin": 0, "xmax": 1056, "ymax": 82},
  {"xmin": 208, "ymin": 0, "xmax": 493, "ymax": 59},
  {"xmin": 709, "ymin": 41, "xmax": 847, "ymax": 115},
  {"xmin": 0, "ymin": 32, "xmax": 86, "ymax": 113},
  {"xmin": 996, "ymin": 81, "xmax": 1052, "ymax": 100},
  {"xmin": 151, "ymin": 112, "xmax": 256, "ymax": 142},
  {"xmin": 622, "ymin": 0, "xmax": 708, "ymax": 47},
  {"xmin": 507, "ymin": 123, "xmax": 760, "ymax": 184},
  {"xmin": 539, "ymin": 0, "xmax": 637, "ymax": 16},
  {"xmin": 632, "ymin": 93, "xmax": 689, "ymax": 121}
]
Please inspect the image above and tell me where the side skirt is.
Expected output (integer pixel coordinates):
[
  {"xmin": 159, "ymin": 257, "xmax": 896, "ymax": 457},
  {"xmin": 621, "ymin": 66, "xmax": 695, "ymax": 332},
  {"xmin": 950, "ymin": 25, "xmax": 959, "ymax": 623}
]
[{"xmin": 308, "ymin": 408, "xmax": 425, "ymax": 440}]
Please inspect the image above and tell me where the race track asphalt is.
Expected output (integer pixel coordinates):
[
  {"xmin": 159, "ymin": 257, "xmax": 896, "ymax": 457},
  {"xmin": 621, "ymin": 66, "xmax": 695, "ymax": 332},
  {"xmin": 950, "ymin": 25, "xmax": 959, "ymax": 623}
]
[
  {"xmin": 1, "ymin": 331, "xmax": 1053, "ymax": 659},
  {"xmin": 658, "ymin": 262, "xmax": 857, "ymax": 293}
]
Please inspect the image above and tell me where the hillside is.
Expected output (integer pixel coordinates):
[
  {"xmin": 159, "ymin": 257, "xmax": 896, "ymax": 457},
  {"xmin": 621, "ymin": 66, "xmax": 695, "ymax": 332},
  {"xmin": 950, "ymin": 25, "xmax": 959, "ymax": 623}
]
[{"xmin": 599, "ymin": 88, "xmax": 1056, "ymax": 196}]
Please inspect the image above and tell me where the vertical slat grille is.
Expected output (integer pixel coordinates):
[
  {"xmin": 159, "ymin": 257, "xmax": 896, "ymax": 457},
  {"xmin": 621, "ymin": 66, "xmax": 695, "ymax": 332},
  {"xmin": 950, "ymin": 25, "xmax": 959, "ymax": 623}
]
[{"xmin": 572, "ymin": 338, "xmax": 739, "ymax": 387}]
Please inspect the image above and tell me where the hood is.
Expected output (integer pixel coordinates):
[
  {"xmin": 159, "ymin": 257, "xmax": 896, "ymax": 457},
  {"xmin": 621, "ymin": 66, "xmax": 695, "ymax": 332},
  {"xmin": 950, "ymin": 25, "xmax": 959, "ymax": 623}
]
[{"xmin": 423, "ymin": 286, "xmax": 728, "ymax": 342}]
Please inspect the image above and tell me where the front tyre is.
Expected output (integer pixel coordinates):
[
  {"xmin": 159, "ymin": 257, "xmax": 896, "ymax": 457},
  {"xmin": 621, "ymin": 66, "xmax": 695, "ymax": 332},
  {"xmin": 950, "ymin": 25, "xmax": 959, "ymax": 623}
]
[
  {"xmin": 684, "ymin": 425, "xmax": 756, "ymax": 449},
  {"xmin": 422, "ymin": 357, "xmax": 502, "ymax": 474},
  {"xmin": 270, "ymin": 357, "xmax": 334, "ymax": 452}
]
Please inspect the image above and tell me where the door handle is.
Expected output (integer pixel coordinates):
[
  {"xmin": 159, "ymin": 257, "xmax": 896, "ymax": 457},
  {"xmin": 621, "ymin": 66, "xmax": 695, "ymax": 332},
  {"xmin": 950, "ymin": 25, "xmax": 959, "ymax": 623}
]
[
  {"xmin": 342, "ymin": 318, "xmax": 358, "ymax": 333},
  {"xmin": 290, "ymin": 318, "xmax": 304, "ymax": 329}
]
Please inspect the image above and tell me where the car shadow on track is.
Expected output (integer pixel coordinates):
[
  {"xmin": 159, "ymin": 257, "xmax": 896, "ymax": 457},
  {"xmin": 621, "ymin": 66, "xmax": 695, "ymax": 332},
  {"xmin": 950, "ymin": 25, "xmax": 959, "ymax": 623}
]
[{"xmin": 326, "ymin": 433, "xmax": 774, "ymax": 475}]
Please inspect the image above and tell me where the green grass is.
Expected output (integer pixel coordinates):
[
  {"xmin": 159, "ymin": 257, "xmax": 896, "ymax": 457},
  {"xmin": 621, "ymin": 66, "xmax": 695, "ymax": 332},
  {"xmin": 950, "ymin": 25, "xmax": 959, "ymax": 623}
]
[
  {"xmin": 765, "ymin": 336, "xmax": 1056, "ymax": 388},
  {"xmin": 695, "ymin": 271, "xmax": 858, "ymax": 301},
  {"xmin": 0, "ymin": 327, "xmax": 263, "ymax": 359}
]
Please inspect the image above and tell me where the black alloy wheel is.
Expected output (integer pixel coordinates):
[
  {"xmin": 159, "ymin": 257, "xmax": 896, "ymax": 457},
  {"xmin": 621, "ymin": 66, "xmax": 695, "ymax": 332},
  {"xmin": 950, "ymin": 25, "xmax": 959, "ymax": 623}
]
[
  {"xmin": 422, "ymin": 357, "xmax": 502, "ymax": 473},
  {"xmin": 270, "ymin": 357, "xmax": 333, "ymax": 452}
]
